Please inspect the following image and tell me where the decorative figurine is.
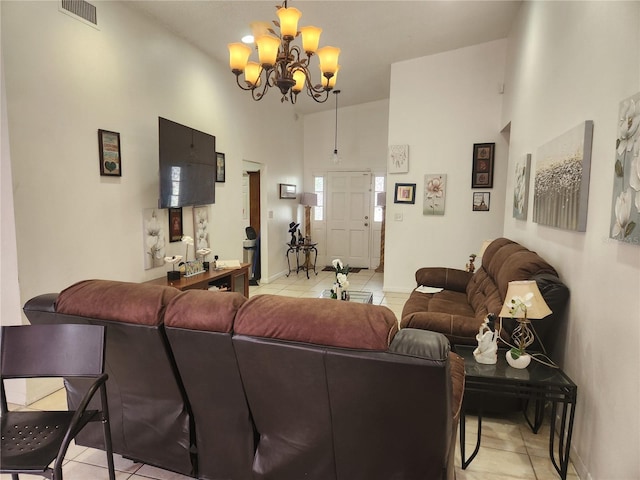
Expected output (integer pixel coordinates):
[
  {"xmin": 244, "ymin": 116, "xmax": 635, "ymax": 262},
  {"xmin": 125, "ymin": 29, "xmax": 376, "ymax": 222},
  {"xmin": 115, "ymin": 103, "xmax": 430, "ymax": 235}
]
[
  {"xmin": 288, "ymin": 222, "xmax": 299, "ymax": 246},
  {"xmin": 473, "ymin": 313, "xmax": 498, "ymax": 364},
  {"xmin": 466, "ymin": 253, "xmax": 477, "ymax": 273}
]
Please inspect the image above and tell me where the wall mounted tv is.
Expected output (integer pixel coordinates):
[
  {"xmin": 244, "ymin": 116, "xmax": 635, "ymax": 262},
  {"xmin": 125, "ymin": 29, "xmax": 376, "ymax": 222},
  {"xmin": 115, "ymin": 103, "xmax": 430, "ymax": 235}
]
[{"xmin": 158, "ymin": 117, "xmax": 216, "ymax": 209}]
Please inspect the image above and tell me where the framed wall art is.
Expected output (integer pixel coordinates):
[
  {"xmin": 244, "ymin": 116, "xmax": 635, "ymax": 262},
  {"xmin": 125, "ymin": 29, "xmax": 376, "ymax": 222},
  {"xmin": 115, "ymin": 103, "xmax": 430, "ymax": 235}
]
[
  {"xmin": 216, "ymin": 152, "xmax": 226, "ymax": 183},
  {"xmin": 193, "ymin": 206, "xmax": 210, "ymax": 250},
  {"xmin": 142, "ymin": 208, "xmax": 166, "ymax": 270},
  {"xmin": 388, "ymin": 144, "xmax": 409, "ymax": 173},
  {"xmin": 609, "ymin": 91, "xmax": 640, "ymax": 245},
  {"xmin": 98, "ymin": 129, "xmax": 121, "ymax": 176},
  {"xmin": 473, "ymin": 192, "xmax": 491, "ymax": 211},
  {"xmin": 533, "ymin": 120, "xmax": 593, "ymax": 231},
  {"xmin": 279, "ymin": 183, "xmax": 297, "ymax": 199},
  {"xmin": 513, "ymin": 154, "xmax": 531, "ymax": 220},
  {"xmin": 423, "ymin": 174, "xmax": 446, "ymax": 215},
  {"xmin": 168, "ymin": 207, "xmax": 183, "ymax": 242},
  {"xmin": 471, "ymin": 142, "xmax": 494, "ymax": 188},
  {"xmin": 394, "ymin": 183, "xmax": 416, "ymax": 204}
]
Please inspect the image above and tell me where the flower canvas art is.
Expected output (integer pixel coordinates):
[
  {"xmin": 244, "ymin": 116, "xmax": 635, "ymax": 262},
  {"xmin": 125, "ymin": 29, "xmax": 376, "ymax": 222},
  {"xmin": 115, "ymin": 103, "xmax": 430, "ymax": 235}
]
[
  {"xmin": 143, "ymin": 208, "xmax": 166, "ymax": 269},
  {"xmin": 609, "ymin": 91, "xmax": 640, "ymax": 245},
  {"xmin": 423, "ymin": 174, "xmax": 446, "ymax": 215},
  {"xmin": 193, "ymin": 206, "xmax": 210, "ymax": 251},
  {"xmin": 533, "ymin": 121, "xmax": 593, "ymax": 231},
  {"xmin": 513, "ymin": 154, "xmax": 531, "ymax": 220}
]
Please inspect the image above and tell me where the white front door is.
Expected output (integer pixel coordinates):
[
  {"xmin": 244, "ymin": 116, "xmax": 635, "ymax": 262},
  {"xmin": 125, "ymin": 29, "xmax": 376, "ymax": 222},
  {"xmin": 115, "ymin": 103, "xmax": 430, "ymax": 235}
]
[{"xmin": 326, "ymin": 171, "xmax": 372, "ymax": 268}]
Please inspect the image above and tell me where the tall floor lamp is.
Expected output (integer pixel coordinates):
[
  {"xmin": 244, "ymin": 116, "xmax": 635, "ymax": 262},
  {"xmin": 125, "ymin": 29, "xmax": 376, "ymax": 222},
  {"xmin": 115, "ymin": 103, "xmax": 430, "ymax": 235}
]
[
  {"xmin": 375, "ymin": 192, "xmax": 386, "ymax": 273},
  {"xmin": 300, "ymin": 193, "xmax": 318, "ymax": 241}
]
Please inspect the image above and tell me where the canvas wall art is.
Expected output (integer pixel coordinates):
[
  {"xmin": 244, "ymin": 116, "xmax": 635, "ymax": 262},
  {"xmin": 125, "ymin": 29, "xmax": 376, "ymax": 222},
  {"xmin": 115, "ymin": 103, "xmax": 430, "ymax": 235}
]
[
  {"xmin": 513, "ymin": 154, "xmax": 531, "ymax": 220},
  {"xmin": 143, "ymin": 208, "xmax": 166, "ymax": 270},
  {"xmin": 423, "ymin": 174, "xmax": 446, "ymax": 215},
  {"xmin": 193, "ymin": 206, "xmax": 210, "ymax": 251},
  {"xmin": 388, "ymin": 145, "xmax": 409, "ymax": 173},
  {"xmin": 609, "ymin": 91, "xmax": 640, "ymax": 245},
  {"xmin": 533, "ymin": 121, "xmax": 594, "ymax": 231}
]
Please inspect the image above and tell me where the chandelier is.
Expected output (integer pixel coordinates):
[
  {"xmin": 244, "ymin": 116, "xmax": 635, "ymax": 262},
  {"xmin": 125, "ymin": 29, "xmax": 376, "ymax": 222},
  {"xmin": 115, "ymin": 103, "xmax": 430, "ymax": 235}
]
[{"xmin": 227, "ymin": 1, "xmax": 341, "ymax": 104}]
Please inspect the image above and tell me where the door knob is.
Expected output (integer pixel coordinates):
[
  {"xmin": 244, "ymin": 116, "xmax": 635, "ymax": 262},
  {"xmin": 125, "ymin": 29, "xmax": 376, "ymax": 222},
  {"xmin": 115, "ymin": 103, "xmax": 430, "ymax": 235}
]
[
  {"xmin": 364, "ymin": 216, "xmax": 369, "ymax": 220},
  {"xmin": 364, "ymin": 223, "xmax": 369, "ymax": 227}
]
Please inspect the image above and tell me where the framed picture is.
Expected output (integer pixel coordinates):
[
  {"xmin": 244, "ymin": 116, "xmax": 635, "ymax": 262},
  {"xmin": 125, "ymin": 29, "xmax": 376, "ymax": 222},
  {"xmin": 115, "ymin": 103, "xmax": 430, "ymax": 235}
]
[
  {"xmin": 472, "ymin": 143, "xmax": 494, "ymax": 188},
  {"xmin": 98, "ymin": 129, "xmax": 121, "ymax": 176},
  {"xmin": 388, "ymin": 144, "xmax": 409, "ymax": 173},
  {"xmin": 279, "ymin": 183, "xmax": 297, "ymax": 199},
  {"xmin": 216, "ymin": 152, "xmax": 225, "ymax": 183},
  {"xmin": 193, "ymin": 206, "xmax": 209, "ymax": 250},
  {"xmin": 513, "ymin": 153, "xmax": 531, "ymax": 220},
  {"xmin": 168, "ymin": 207, "xmax": 183, "ymax": 242},
  {"xmin": 424, "ymin": 174, "xmax": 446, "ymax": 215},
  {"xmin": 142, "ymin": 208, "xmax": 166, "ymax": 270},
  {"xmin": 473, "ymin": 192, "xmax": 491, "ymax": 211},
  {"xmin": 394, "ymin": 183, "xmax": 416, "ymax": 204}
]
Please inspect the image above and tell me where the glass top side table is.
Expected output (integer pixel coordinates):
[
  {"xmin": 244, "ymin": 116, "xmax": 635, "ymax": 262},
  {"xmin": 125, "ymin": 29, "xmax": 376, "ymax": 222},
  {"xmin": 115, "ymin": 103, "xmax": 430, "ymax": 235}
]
[{"xmin": 455, "ymin": 345, "xmax": 577, "ymax": 480}]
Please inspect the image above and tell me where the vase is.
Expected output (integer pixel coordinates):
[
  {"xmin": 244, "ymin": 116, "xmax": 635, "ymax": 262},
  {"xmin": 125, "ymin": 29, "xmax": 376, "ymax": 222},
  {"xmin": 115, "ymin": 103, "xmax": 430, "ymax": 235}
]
[{"xmin": 505, "ymin": 350, "xmax": 531, "ymax": 369}]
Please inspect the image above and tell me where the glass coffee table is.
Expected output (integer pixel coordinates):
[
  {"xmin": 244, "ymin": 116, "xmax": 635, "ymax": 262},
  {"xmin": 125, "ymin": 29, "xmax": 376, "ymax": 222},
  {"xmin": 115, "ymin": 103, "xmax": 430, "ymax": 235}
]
[{"xmin": 319, "ymin": 290, "xmax": 373, "ymax": 304}]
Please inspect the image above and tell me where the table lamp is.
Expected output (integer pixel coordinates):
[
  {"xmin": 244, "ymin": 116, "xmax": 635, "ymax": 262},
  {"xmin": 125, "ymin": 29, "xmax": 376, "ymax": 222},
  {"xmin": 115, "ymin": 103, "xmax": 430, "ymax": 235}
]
[
  {"xmin": 300, "ymin": 193, "xmax": 318, "ymax": 241},
  {"xmin": 499, "ymin": 280, "xmax": 552, "ymax": 368}
]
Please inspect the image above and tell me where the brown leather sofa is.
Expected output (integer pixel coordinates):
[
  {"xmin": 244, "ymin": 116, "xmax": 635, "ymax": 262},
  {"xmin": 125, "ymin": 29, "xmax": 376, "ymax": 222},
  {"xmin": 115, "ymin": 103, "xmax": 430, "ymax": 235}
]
[
  {"xmin": 401, "ymin": 238, "xmax": 570, "ymax": 352},
  {"xmin": 24, "ymin": 280, "xmax": 464, "ymax": 480}
]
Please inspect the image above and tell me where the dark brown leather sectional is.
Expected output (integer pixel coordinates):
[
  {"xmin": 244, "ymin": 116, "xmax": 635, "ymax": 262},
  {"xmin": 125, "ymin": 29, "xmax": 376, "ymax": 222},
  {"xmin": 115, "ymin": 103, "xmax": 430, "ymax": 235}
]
[
  {"xmin": 401, "ymin": 238, "xmax": 570, "ymax": 352},
  {"xmin": 24, "ymin": 280, "xmax": 464, "ymax": 480}
]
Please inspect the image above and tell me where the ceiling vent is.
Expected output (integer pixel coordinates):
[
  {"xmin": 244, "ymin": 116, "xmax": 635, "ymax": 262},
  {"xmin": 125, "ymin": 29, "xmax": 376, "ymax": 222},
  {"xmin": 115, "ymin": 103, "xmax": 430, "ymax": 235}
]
[{"xmin": 59, "ymin": 0, "xmax": 98, "ymax": 27}]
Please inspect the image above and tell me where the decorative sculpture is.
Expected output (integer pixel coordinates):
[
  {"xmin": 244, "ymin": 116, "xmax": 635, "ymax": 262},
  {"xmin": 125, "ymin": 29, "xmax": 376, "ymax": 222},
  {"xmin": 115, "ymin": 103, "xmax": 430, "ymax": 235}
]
[{"xmin": 473, "ymin": 313, "xmax": 498, "ymax": 364}]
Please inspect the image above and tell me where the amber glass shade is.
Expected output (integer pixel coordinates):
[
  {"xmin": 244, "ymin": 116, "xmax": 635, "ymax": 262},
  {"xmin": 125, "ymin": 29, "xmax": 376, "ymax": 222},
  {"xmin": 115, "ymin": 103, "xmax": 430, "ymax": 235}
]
[
  {"xmin": 256, "ymin": 35, "xmax": 280, "ymax": 67},
  {"xmin": 244, "ymin": 61, "xmax": 262, "ymax": 87},
  {"xmin": 321, "ymin": 64, "xmax": 340, "ymax": 88},
  {"xmin": 316, "ymin": 46, "xmax": 341, "ymax": 77},
  {"xmin": 292, "ymin": 69, "xmax": 306, "ymax": 93},
  {"xmin": 276, "ymin": 7, "xmax": 302, "ymax": 37},
  {"xmin": 300, "ymin": 26, "xmax": 322, "ymax": 54},
  {"xmin": 250, "ymin": 21, "xmax": 271, "ymax": 40},
  {"xmin": 228, "ymin": 43, "xmax": 252, "ymax": 72}
]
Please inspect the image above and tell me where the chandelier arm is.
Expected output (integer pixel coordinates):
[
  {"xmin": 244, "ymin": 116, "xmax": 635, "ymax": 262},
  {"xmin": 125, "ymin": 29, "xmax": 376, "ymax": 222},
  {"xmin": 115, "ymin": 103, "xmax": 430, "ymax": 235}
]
[
  {"xmin": 250, "ymin": 71, "xmax": 273, "ymax": 101},
  {"xmin": 234, "ymin": 73, "xmax": 258, "ymax": 92}
]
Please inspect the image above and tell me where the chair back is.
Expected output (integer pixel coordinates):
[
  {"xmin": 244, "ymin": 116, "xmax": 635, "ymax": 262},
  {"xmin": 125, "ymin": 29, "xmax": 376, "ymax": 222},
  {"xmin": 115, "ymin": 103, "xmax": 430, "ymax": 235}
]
[{"xmin": 1, "ymin": 324, "xmax": 105, "ymax": 378}]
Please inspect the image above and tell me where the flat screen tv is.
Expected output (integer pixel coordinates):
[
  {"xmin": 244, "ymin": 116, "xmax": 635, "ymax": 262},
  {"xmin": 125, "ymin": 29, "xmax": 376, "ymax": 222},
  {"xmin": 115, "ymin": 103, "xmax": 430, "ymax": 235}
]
[{"xmin": 158, "ymin": 117, "xmax": 216, "ymax": 208}]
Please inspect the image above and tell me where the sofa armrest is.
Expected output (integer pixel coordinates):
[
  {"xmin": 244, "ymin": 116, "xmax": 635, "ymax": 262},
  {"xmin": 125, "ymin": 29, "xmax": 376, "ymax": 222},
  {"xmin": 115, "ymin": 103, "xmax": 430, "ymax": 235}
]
[
  {"xmin": 388, "ymin": 328, "xmax": 450, "ymax": 361},
  {"xmin": 23, "ymin": 293, "xmax": 58, "ymax": 314},
  {"xmin": 415, "ymin": 267, "xmax": 472, "ymax": 292}
]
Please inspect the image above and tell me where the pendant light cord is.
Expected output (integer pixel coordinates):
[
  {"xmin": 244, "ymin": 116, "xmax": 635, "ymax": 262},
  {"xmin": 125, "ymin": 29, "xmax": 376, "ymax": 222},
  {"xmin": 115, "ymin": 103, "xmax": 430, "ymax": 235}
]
[{"xmin": 333, "ymin": 90, "xmax": 340, "ymax": 154}]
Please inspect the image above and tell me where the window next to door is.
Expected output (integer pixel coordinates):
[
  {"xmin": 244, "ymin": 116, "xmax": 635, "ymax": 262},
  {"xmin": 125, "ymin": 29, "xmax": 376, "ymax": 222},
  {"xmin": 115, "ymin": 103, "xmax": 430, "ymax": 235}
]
[{"xmin": 313, "ymin": 176, "xmax": 324, "ymax": 221}]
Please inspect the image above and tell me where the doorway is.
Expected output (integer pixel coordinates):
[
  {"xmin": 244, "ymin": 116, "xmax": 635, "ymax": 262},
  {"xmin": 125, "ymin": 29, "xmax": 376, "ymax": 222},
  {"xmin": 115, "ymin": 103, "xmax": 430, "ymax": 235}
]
[{"xmin": 326, "ymin": 171, "xmax": 372, "ymax": 268}]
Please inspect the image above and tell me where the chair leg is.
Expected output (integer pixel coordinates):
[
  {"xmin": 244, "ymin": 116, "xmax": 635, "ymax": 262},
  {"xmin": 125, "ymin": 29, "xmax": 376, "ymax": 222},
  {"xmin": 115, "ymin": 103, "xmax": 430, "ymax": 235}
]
[
  {"xmin": 100, "ymin": 386, "xmax": 116, "ymax": 480},
  {"xmin": 12, "ymin": 474, "xmax": 19, "ymax": 480}
]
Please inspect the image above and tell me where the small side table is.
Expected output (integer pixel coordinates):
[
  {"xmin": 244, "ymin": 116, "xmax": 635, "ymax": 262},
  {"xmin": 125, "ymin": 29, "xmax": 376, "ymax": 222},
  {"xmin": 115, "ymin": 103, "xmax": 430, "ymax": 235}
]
[
  {"xmin": 455, "ymin": 345, "xmax": 577, "ymax": 480},
  {"xmin": 285, "ymin": 243, "xmax": 318, "ymax": 279}
]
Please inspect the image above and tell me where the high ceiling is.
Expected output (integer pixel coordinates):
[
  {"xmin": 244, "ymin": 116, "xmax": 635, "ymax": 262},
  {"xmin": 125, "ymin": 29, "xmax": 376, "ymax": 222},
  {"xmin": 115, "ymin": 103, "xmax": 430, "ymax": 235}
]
[{"xmin": 125, "ymin": 0, "xmax": 522, "ymax": 115}]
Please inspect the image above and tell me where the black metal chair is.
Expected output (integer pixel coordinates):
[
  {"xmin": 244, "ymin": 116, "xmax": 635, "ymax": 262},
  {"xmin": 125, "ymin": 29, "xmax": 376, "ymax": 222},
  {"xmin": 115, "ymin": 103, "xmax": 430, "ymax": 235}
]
[{"xmin": 1, "ymin": 324, "xmax": 116, "ymax": 480}]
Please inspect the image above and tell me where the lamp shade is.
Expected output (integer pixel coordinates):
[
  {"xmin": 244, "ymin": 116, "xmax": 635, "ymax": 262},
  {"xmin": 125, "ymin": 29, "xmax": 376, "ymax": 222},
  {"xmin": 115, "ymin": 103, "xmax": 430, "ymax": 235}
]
[
  {"xmin": 256, "ymin": 35, "xmax": 280, "ymax": 67},
  {"xmin": 478, "ymin": 239, "xmax": 493, "ymax": 258},
  {"xmin": 300, "ymin": 192, "xmax": 318, "ymax": 207},
  {"xmin": 316, "ymin": 46, "xmax": 341, "ymax": 77},
  {"xmin": 300, "ymin": 26, "xmax": 322, "ymax": 54},
  {"xmin": 228, "ymin": 43, "xmax": 252, "ymax": 72},
  {"xmin": 321, "ymin": 64, "xmax": 340, "ymax": 89},
  {"xmin": 292, "ymin": 69, "xmax": 306, "ymax": 93},
  {"xmin": 276, "ymin": 6, "xmax": 302, "ymax": 37},
  {"xmin": 376, "ymin": 191, "xmax": 386, "ymax": 207},
  {"xmin": 244, "ymin": 61, "xmax": 262, "ymax": 87},
  {"xmin": 499, "ymin": 280, "xmax": 552, "ymax": 320}
]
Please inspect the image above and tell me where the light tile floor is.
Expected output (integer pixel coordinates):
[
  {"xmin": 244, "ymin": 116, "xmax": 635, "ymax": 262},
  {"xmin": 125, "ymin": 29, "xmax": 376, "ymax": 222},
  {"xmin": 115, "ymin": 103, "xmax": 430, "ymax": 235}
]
[{"xmin": 3, "ymin": 268, "xmax": 579, "ymax": 480}]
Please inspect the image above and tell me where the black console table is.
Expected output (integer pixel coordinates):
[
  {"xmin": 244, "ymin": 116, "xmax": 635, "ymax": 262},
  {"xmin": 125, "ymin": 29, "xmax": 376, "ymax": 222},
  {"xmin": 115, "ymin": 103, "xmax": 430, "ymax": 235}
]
[
  {"xmin": 285, "ymin": 242, "xmax": 318, "ymax": 279},
  {"xmin": 455, "ymin": 345, "xmax": 577, "ymax": 480}
]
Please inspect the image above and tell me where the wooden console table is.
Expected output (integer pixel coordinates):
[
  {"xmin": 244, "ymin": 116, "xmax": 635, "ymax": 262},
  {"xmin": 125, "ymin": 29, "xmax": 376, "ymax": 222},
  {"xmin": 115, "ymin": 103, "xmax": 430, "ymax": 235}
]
[{"xmin": 144, "ymin": 263, "xmax": 250, "ymax": 297}]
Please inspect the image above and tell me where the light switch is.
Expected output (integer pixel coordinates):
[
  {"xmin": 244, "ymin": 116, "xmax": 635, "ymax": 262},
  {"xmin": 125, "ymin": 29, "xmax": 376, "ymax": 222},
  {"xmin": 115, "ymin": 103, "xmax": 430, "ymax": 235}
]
[{"xmin": 394, "ymin": 212, "xmax": 403, "ymax": 221}]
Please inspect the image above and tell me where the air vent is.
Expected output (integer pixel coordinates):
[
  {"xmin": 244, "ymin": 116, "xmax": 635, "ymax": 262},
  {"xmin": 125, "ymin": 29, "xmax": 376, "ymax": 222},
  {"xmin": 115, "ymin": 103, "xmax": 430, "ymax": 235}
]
[{"xmin": 60, "ymin": 0, "xmax": 97, "ymax": 26}]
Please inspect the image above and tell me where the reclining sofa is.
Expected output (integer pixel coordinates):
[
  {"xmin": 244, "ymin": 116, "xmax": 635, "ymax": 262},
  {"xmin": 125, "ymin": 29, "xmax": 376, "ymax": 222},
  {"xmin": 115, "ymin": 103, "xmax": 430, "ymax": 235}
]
[
  {"xmin": 24, "ymin": 279, "xmax": 465, "ymax": 480},
  {"xmin": 401, "ymin": 237, "xmax": 570, "ymax": 352}
]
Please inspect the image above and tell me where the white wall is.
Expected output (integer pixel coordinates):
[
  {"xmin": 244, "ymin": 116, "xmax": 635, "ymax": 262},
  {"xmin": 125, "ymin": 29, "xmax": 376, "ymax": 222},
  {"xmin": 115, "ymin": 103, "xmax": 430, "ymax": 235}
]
[
  {"xmin": 1, "ymin": 1, "xmax": 302, "ymax": 402},
  {"xmin": 303, "ymin": 99, "xmax": 389, "ymax": 266},
  {"xmin": 502, "ymin": 2, "xmax": 640, "ymax": 479},
  {"xmin": 386, "ymin": 39, "xmax": 508, "ymax": 292}
]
